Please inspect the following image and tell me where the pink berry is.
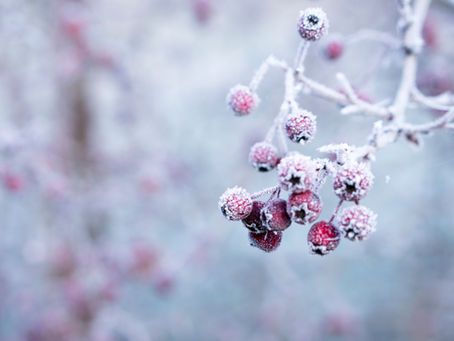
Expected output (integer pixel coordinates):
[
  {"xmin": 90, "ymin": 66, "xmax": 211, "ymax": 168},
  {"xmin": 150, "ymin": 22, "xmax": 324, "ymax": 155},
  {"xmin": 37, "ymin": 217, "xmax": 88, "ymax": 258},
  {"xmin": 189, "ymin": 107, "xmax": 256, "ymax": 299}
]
[
  {"xmin": 226, "ymin": 85, "xmax": 259, "ymax": 116},
  {"xmin": 261, "ymin": 198, "xmax": 291, "ymax": 231},
  {"xmin": 242, "ymin": 201, "xmax": 267, "ymax": 233},
  {"xmin": 249, "ymin": 230, "xmax": 282, "ymax": 252},
  {"xmin": 333, "ymin": 162, "xmax": 374, "ymax": 202},
  {"xmin": 219, "ymin": 186, "xmax": 253, "ymax": 221},
  {"xmin": 287, "ymin": 190, "xmax": 322, "ymax": 225},
  {"xmin": 325, "ymin": 40, "xmax": 344, "ymax": 60},
  {"xmin": 277, "ymin": 152, "xmax": 317, "ymax": 192},
  {"xmin": 297, "ymin": 8, "xmax": 329, "ymax": 41},
  {"xmin": 335, "ymin": 205, "xmax": 377, "ymax": 241},
  {"xmin": 423, "ymin": 16, "xmax": 438, "ymax": 50},
  {"xmin": 249, "ymin": 142, "xmax": 279, "ymax": 172},
  {"xmin": 4, "ymin": 173, "xmax": 24, "ymax": 192},
  {"xmin": 285, "ymin": 109, "xmax": 316, "ymax": 144},
  {"xmin": 307, "ymin": 221, "xmax": 340, "ymax": 256}
]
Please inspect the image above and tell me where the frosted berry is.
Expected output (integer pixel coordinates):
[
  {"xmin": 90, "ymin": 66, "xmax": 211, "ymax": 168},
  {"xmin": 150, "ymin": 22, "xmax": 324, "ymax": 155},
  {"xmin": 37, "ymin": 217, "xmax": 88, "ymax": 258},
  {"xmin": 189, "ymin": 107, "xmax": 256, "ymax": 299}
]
[
  {"xmin": 277, "ymin": 152, "xmax": 317, "ymax": 192},
  {"xmin": 219, "ymin": 186, "xmax": 252, "ymax": 221},
  {"xmin": 284, "ymin": 109, "xmax": 316, "ymax": 144},
  {"xmin": 307, "ymin": 221, "xmax": 340, "ymax": 256},
  {"xmin": 287, "ymin": 190, "xmax": 322, "ymax": 225},
  {"xmin": 325, "ymin": 40, "xmax": 344, "ymax": 60},
  {"xmin": 249, "ymin": 230, "xmax": 282, "ymax": 252},
  {"xmin": 261, "ymin": 198, "xmax": 291, "ymax": 231},
  {"xmin": 333, "ymin": 162, "xmax": 374, "ymax": 202},
  {"xmin": 336, "ymin": 205, "xmax": 377, "ymax": 241},
  {"xmin": 242, "ymin": 201, "xmax": 266, "ymax": 233},
  {"xmin": 297, "ymin": 8, "xmax": 329, "ymax": 41},
  {"xmin": 226, "ymin": 85, "xmax": 259, "ymax": 116},
  {"xmin": 249, "ymin": 142, "xmax": 279, "ymax": 172}
]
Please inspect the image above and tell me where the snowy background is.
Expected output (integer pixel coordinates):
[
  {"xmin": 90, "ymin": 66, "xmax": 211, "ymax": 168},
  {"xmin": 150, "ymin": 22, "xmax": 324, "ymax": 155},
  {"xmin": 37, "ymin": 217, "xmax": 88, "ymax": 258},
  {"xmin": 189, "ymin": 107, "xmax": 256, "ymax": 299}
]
[{"xmin": 0, "ymin": 0, "xmax": 453, "ymax": 340}]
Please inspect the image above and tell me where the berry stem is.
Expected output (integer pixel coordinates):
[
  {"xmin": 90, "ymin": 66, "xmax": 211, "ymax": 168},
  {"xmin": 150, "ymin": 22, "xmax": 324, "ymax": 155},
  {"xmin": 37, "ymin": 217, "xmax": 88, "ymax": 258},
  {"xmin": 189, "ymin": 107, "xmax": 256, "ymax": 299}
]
[
  {"xmin": 294, "ymin": 40, "xmax": 310, "ymax": 73},
  {"xmin": 251, "ymin": 185, "xmax": 280, "ymax": 200},
  {"xmin": 329, "ymin": 199, "xmax": 344, "ymax": 223}
]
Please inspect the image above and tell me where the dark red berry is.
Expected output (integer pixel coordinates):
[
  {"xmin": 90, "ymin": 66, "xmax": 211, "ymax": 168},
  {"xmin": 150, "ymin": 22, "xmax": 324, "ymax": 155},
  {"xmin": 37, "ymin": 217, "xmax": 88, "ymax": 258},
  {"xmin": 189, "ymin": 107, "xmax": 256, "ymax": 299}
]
[
  {"xmin": 242, "ymin": 201, "xmax": 267, "ymax": 233},
  {"xmin": 249, "ymin": 230, "xmax": 282, "ymax": 252},
  {"xmin": 262, "ymin": 198, "xmax": 291, "ymax": 231}
]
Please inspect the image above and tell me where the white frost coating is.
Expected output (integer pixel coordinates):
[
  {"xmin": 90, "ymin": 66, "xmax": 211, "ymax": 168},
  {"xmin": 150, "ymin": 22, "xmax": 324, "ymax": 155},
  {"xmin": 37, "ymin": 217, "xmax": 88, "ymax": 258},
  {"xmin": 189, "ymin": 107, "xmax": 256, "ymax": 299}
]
[
  {"xmin": 333, "ymin": 161, "xmax": 374, "ymax": 201},
  {"xmin": 298, "ymin": 8, "xmax": 329, "ymax": 41},
  {"xmin": 335, "ymin": 205, "xmax": 377, "ymax": 241},
  {"xmin": 277, "ymin": 152, "xmax": 317, "ymax": 192},
  {"xmin": 318, "ymin": 143, "xmax": 356, "ymax": 165},
  {"xmin": 248, "ymin": 142, "xmax": 278, "ymax": 171},
  {"xmin": 284, "ymin": 109, "xmax": 317, "ymax": 144},
  {"xmin": 218, "ymin": 186, "xmax": 252, "ymax": 221}
]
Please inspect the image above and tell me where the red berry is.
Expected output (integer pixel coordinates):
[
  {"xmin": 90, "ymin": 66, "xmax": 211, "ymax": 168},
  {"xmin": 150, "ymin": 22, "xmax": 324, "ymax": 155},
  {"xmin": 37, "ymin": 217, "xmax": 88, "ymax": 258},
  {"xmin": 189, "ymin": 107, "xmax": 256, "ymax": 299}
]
[
  {"xmin": 277, "ymin": 152, "xmax": 317, "ymax": 192},
  {"xmin": 333, "ymin": 162, "xmax": 373, "ymax": 202},
  {"xmin": 285, "ymin": 109, "xmax": 317, "ymax": 144},
  {"xmin": 4, "ymin": 173, "xmax": 24, "ymax": 192},
  {"xmin": 325, "ymin": 40, "xmax": 344, "ymax": 60},
  {"xmin": 261, "ymin": 198, "xmax": 291, "ymax": 231},
  {"xmin": 249, "ymin": 142, "xmax": 279, "ymax": 172},
  {"xmin": 307, "ymin": 221, "xmax": 340, "ymax": 255},
  {"xmin": 242, "ymin": 201, "xmax": 267, "ymax": 233},
  {"xmin": 219, "ymin": 186, "xmax": 253, "ymax": 221},
  {"xmin": 192, "ymin": 0, "xmax": 212, "ymax": 24},
  {"xmin": 249, "ymin": 230, "xmax": 282, "ymax": 252},
  {"xmin": 297, "ymin": 8, "xmax": 329, "ymax": 41},
  {"xmin": 226, "ymin": 85, "xmax": 259, "ymax": 116},
  {"xmin": 335, "ymin": 205, "xmax": 377, "ymax": 241},
  {"xmin": 423, "ymin": 16, "xmax": 438, "ymax": 50},
  {"xmin": 287, "ymin": 190, "xmax": 322, "ymax": 225}
]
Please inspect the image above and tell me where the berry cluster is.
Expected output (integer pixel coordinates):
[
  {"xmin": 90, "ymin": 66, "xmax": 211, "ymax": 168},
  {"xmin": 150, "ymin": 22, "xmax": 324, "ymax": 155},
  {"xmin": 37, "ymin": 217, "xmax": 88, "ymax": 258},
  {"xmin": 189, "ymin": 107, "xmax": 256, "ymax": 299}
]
[{"xmin": 219, "ymin": 8, "xmax": 379, "ymax": 256}]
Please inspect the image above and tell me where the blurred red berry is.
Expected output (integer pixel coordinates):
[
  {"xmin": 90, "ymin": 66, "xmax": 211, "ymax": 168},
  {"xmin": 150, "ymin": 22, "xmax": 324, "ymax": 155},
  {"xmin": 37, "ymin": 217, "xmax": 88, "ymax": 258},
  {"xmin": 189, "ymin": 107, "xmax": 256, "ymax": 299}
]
[
  {"xmin": 325, "ymin": 40, "xmax": 344, "ymax": 60},
  {"xmin": 4, "ymin": 173, "xmax": 25, "ymax": 192}
]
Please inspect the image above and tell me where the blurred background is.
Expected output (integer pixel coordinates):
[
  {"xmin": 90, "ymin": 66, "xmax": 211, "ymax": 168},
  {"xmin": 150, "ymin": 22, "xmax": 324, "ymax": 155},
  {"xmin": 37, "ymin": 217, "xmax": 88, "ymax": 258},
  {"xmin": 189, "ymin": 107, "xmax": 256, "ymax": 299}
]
[{"xmin": 0, "ymin": 0, "xmax": 453, "ymax": 340}]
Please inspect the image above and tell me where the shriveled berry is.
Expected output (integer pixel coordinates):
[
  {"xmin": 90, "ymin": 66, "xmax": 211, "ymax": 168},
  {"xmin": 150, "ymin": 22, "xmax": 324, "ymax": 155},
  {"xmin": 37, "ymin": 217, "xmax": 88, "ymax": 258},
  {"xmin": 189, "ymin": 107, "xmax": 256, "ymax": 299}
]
[
  {"xmin": 333, "ymin": 162, "xmax": 374, "ymax": 202},
  {"xmin": 249, "ymin": 230, "xmax": 282, "ymax": 252},
  {"xmin": 226, "ymin": 84, "xmax": 259, "ymax": 116},
  {"xmin": 297, "ymin": 8, "xmax": 329, "ymax": 41},
  {"xmin": 262, "ymin": 198, "xmax": 291, "ymax": 231},
  {"xmin": 307, "ymin": 221, "xmax": 340, "ymax": 256},
  {"xmin": 249, "ymin": 142, "xmax": 278, "ymax": 172},
  {"xmin": 219, "ymin": 186, "xmax": 252, "ymax": 221},
  {"xmin": 242, "ymin": 201, "xmax": 267, "ymax": 233},
  {"xmin": 336, "ymin": 205, "xmax": 377, "ymax": 241},
  {"xmin": 277, "ymin": 152, "xmax": 317, "ymax": 192},
  {"xmin": 325, "ymin": 40, "xmax": 344, "ymax": 60},
  {"xmin": 287, "ymin": 190, "xmax": 322, "ymax": 225},
  {"xmin": 285, "ymin": 109, "xmax": 316, "ymax": 144}
]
